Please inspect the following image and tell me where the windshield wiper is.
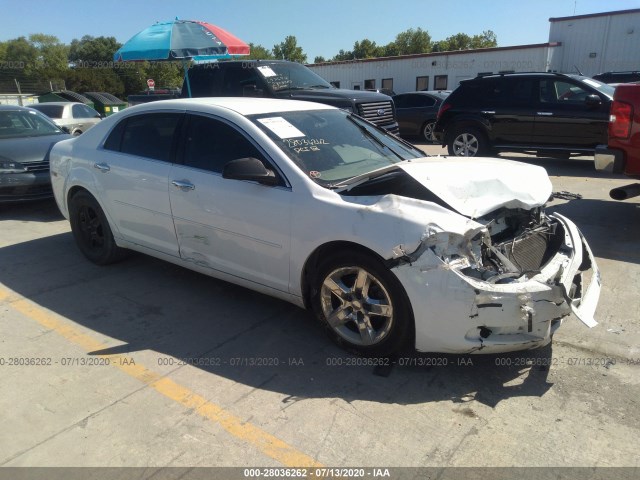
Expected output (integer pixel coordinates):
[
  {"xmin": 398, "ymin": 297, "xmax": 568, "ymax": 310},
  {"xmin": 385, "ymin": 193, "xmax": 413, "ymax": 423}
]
[
  {"xmin": 273, "ymin": 86, "xmax": 306, "ymax": 92},
  {"xmin": 308, "ymin": 84, "xmax": 331, "ymax": 89},
  {"xmin": 329, "ymin": 167, "xmax": 402, "ymax": 191},
  {"xmin": 346, "ymin": 115, "xmax": 405, "ymax": 161}
]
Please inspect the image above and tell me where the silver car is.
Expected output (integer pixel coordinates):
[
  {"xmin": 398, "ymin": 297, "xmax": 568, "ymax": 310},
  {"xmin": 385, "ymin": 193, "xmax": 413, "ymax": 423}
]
[{"xmin": 31, "ymin": 102, "xmax": 102, "ymax": 136}]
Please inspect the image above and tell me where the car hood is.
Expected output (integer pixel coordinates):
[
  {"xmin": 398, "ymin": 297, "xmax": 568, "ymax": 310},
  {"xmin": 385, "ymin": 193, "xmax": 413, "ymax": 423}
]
[
  {"xmin": 399, "ymin": 157, "xmax": 552, "ymax": 218},
  {"xmin": 0, "ymin": 134, "xmax": 72, "ymax": 163},
  {"xmin": 283, "ymin": 88, "xmax": 392, "ymax": 104}
]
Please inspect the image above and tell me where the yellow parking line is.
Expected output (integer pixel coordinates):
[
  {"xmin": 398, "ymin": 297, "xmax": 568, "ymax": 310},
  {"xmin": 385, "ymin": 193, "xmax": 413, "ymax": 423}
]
[{"xmin": 0, "ymin": 286, "xmax": 323, "ymax": 468}]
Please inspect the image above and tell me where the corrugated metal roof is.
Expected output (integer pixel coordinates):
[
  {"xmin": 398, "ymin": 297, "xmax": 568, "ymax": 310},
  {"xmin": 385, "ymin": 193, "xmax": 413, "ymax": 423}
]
[{"xmin": 549, "ymin": 8, "xmax": 640, "ymax": 22}]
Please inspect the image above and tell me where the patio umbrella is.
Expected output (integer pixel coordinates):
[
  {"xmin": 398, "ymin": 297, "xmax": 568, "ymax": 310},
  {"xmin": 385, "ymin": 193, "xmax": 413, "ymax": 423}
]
[{"xmin": 113, "ymin": 19, "xmax": 250, "ymax": 96}]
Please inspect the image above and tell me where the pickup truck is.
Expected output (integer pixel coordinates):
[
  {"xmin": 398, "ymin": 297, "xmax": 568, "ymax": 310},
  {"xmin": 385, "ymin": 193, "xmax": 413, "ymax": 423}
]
[
  {"xmin": 128, "ymin": 60, "xmax": 399, "ymax": 134},
  {"xmin": 595, "ymin": 83, "xmax": 640, "ymax": 200}
]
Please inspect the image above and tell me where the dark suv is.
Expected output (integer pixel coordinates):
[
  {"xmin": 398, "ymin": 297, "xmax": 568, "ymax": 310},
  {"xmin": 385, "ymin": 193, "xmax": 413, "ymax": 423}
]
[
  {"xmin": 184, "ymin": 60, "xmax": 399, "ymax": 134},
  {"xmin": 592, "ymin": 71, "xmax": 640, "ymax": 85},
  {"xmin": 434, "ymin": 72, "xmax": 615, "ymax": 157}
]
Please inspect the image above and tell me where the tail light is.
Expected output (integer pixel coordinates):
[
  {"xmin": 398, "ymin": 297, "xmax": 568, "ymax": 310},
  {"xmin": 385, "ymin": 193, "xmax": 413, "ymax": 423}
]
[
  {"xmin": 609, "ymin": 100, "xmax": 633, "ymax": 139},
  {"xmin": 437, "ymin": 102, "xmax": 452, "ymax": 121}
]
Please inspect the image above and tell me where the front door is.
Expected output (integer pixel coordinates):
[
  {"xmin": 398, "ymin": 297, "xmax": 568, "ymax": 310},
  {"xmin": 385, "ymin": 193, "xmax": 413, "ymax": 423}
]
[
  {"xmin": 169, "ymin": 113, "xmax": 292, "ymax": 292},
  {"xmin": 533, "ymin": 78, "xmax": 609, "ymax": 148}
]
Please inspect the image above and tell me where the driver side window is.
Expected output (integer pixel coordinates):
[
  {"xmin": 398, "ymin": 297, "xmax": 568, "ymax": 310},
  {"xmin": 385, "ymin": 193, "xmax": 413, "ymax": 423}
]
[{"xmin": 183, "ymin": 114, "xmax": 268, "ymax": 175}]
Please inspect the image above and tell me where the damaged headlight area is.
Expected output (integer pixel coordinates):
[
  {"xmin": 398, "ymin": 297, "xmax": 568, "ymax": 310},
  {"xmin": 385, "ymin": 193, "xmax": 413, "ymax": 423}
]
[
  {"xmin": 390, "ymin": 206, "xmax": 600, "ymax": 353},
  {"xmin": 462, "ymin": 207, "xmax": 567, "ymax": 283}
]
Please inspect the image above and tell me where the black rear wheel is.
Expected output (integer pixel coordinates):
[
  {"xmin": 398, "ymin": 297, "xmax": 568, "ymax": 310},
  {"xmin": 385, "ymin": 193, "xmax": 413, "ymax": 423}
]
[
  {"xmin": 69, "ymin": 191, "xmax": 126, "ymax": 265},
  {"xmin": 447, "ymin": 127, "xmax": 488, "ymax": 157}
]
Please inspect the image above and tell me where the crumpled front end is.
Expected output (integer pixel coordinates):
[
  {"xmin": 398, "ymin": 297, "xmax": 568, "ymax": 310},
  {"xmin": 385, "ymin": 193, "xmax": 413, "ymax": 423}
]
[{"xmin": 391, "ymin": 208, "xmax": 601, "ymax": 354}]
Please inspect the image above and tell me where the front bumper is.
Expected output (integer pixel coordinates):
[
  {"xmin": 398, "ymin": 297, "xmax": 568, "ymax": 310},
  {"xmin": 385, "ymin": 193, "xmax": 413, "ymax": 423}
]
[
  {"xmin": 0, "ymin": 171, "xmax": 53, "ymax": 203},
  {"xmin": 392, "ymin": 214, "xmax": 601, "ymax": 354}
]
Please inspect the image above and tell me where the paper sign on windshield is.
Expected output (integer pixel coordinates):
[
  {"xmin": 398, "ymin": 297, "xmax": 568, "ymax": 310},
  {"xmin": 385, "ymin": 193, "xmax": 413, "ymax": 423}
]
[
  {"xmin": 257, "ymin": 66, "xmax": 277, "ymax": 78},
  {"xmin": 258, "ymin": 117, "xmax": 305, "ymax": 139}
]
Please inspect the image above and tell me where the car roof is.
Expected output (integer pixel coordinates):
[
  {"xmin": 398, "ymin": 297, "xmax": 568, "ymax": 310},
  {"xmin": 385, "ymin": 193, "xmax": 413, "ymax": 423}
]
[
  {"xmin": 0, "ymin": 104, "xmax": 37, "ymax": 111},
  {"xmin": 31, "ymin": 102, "xmax": 83, "ymax": 107},
  {"xmin": 125, "ymin": 97, "xmax": 336, "ymax": 116}
]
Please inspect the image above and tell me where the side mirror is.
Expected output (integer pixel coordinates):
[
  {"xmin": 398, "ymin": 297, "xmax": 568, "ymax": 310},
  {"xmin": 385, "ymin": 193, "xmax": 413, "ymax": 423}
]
[
  {"xmin": 61, "ymin": 126, "xmax": 71, "ymax": 134},
  {"xmin": 585, "ymin": 94, "xmax": 602, "ymax": 107},
  {"xmin": 222, "ymin": 157, "xmax": 279, "ymax": 186}
]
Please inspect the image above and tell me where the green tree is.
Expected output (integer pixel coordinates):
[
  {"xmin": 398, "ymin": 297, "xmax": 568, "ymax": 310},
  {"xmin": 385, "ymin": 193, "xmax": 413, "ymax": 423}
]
[
  {"xmin": 314, "ymin": 56, "xmax": 327, "ymax": 64},
  {"xmin": 68, "ymin": 35, "xmax": 121, "ymax": 64},
  {"xmin": 143, "ymin": 61, "xmax": 183, "ymax": 89},
  {"xmin": 247, "ymin": 43, "xmax": 275, "ymax": 60},
  {"xmin": 391, "ymin": 28, "xmax": 431, "ymax": 55},
  {"xmin": 65, "ymin": 67, "xmax": 125, "ymax": 97},
  {"xmin": 332, "ymin": 49, "xmax": 353, "ymax": 61},
  {"xmin": 272, "ymin": 36, "xmax": 307, "ymax": 63},
  {"xmin": 471, "ymin": 30, "xmax": 498, "ymax": 49},
  {"xmin": 28, "ymin": 34, "xmax": 69, "ymax": 77},
  {"xmin": 352, "ymin": 39, "xmax": 383, "ymax": 59},
  {"xmin": 432, "ymin": 30, "xmax": 498, "ymax": 52},
  {"xmin": 2, "ymin": 37, "xmax": 39, "ymax": 75}
]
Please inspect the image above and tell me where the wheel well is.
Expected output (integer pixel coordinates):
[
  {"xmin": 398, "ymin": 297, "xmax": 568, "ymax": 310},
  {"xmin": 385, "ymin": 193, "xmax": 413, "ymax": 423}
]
[
  {"xmin": 444, "ymin": 121, "xmax": 488, "ymax": 145},
  {"xmin": 67, "ymin": 186, "xmax": 89, "ymax": 207},
  {"xmin": 300, "ymin": 241, "xmax": 388, "ymax": 309}
]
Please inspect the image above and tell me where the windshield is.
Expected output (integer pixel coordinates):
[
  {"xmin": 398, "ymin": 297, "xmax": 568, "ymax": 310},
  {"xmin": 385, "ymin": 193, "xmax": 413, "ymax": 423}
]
[
  {"xmin": 250, "ymin": 109, "xmax": 424, "ymax": 186},
  {"xmin": 255, "ymin": 62, "xmax": 333, "ymax": 92},
  {"xmin": 0, "ymin": 109, "xmax": 64, "ymax": 138},
  {"xmin": 572, "ymin": 75, "xmax": 616, "ymax": 98},
  {"xmin": 32, "ymin": 104, "xmax": 65, "ymax": 119}
]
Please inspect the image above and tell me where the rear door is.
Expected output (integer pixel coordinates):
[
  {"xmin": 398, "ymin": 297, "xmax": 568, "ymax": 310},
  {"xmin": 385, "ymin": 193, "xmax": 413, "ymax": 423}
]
[
  {"xmin": 479, "ymin": 77, "xmax": 535, "ymax": 145},
  {"xmin": 168, "ymin": 113, "xmax": 292, "ymax": 292},
  {"xmin": 94, "ymin": 111, "xmax": 183, "ymax": 256},
  {"xmin": 532, "ymin": 78, "xmax": 609, "ymax": 147}
]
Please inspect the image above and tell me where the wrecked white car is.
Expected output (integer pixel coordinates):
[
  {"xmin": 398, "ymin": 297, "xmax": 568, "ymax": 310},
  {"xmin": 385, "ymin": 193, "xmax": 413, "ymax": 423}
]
[{"xmin": 50, "ymin": 98, "xmax": 601, "ymax": 356}]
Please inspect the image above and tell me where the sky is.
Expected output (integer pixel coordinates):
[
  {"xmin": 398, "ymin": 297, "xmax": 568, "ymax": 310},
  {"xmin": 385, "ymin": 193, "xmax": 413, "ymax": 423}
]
[{"xmin": 1, "ymin": 0, "xmax": 639, "ymax": 61}]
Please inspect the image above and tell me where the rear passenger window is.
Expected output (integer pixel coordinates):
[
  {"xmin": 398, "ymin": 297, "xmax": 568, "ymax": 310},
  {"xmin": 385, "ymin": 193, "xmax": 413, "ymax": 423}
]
[{"xmin": 107, "ymin": 113, "xmax": 182, "ymax": 162}]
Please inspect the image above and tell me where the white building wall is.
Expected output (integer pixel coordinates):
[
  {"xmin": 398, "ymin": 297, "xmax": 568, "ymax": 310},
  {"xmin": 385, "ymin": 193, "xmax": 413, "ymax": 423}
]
[
  {"xmin": 549, "ymin": 10, "xmax": 640, "ymax": 76},
  {"xmin": 309, "ymin": 45, "xmax": 558, "ymax": 94}
]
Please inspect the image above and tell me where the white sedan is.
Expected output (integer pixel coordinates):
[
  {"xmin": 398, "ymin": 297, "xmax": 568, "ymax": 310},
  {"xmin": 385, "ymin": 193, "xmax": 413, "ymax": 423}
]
[{"xmin": 50, "ymin": 98, "xmax": 601, "ymax": 356}]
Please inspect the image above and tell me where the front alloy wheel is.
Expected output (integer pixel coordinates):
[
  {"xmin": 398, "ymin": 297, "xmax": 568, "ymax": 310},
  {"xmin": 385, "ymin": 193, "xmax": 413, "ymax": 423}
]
[
  {"xmin": 313, "ymin": 252, "xmax": 413, "ymax": 356},
  {"xmin": 320, "ymin": 266, "xmax": 394, "ymax": 347}
]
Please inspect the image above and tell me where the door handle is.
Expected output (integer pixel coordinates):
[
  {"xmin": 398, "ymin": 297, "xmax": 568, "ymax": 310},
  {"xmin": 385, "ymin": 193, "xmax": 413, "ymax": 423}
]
[
  {"xmin": 481, "ymin": 110, "xmax": 496, "ymax": 114},
  {"xmin": 537, "ymin": 112, "xmax": 554, "ymax": 116},
  {"xmin": 172, "ymin": 180, "xmax": 195, "ymax": 191},
  {"xmin": 93, "ymin": 163, "xmax": 110, "ymax": 172}
]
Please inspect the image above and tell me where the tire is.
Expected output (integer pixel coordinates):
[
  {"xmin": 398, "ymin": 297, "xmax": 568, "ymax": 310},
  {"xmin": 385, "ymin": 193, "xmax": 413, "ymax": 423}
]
[
  {"xmin": 422, "ymin": 121, "xmax": 436, "ymax": 143},
  {"xmin": 72, "ymin": 130, "xmax": 82, "ymax": 136},
  {"xmin": 312, "ymin": 251, "xmax": 414, "ymax": 357},
  {"xmin": 69, "ymin": 191, "xmax": 126, "ymax": 265},
  {"xmin": 447, "ymin": 127, "xmax": 488, "ymax": 157}
]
